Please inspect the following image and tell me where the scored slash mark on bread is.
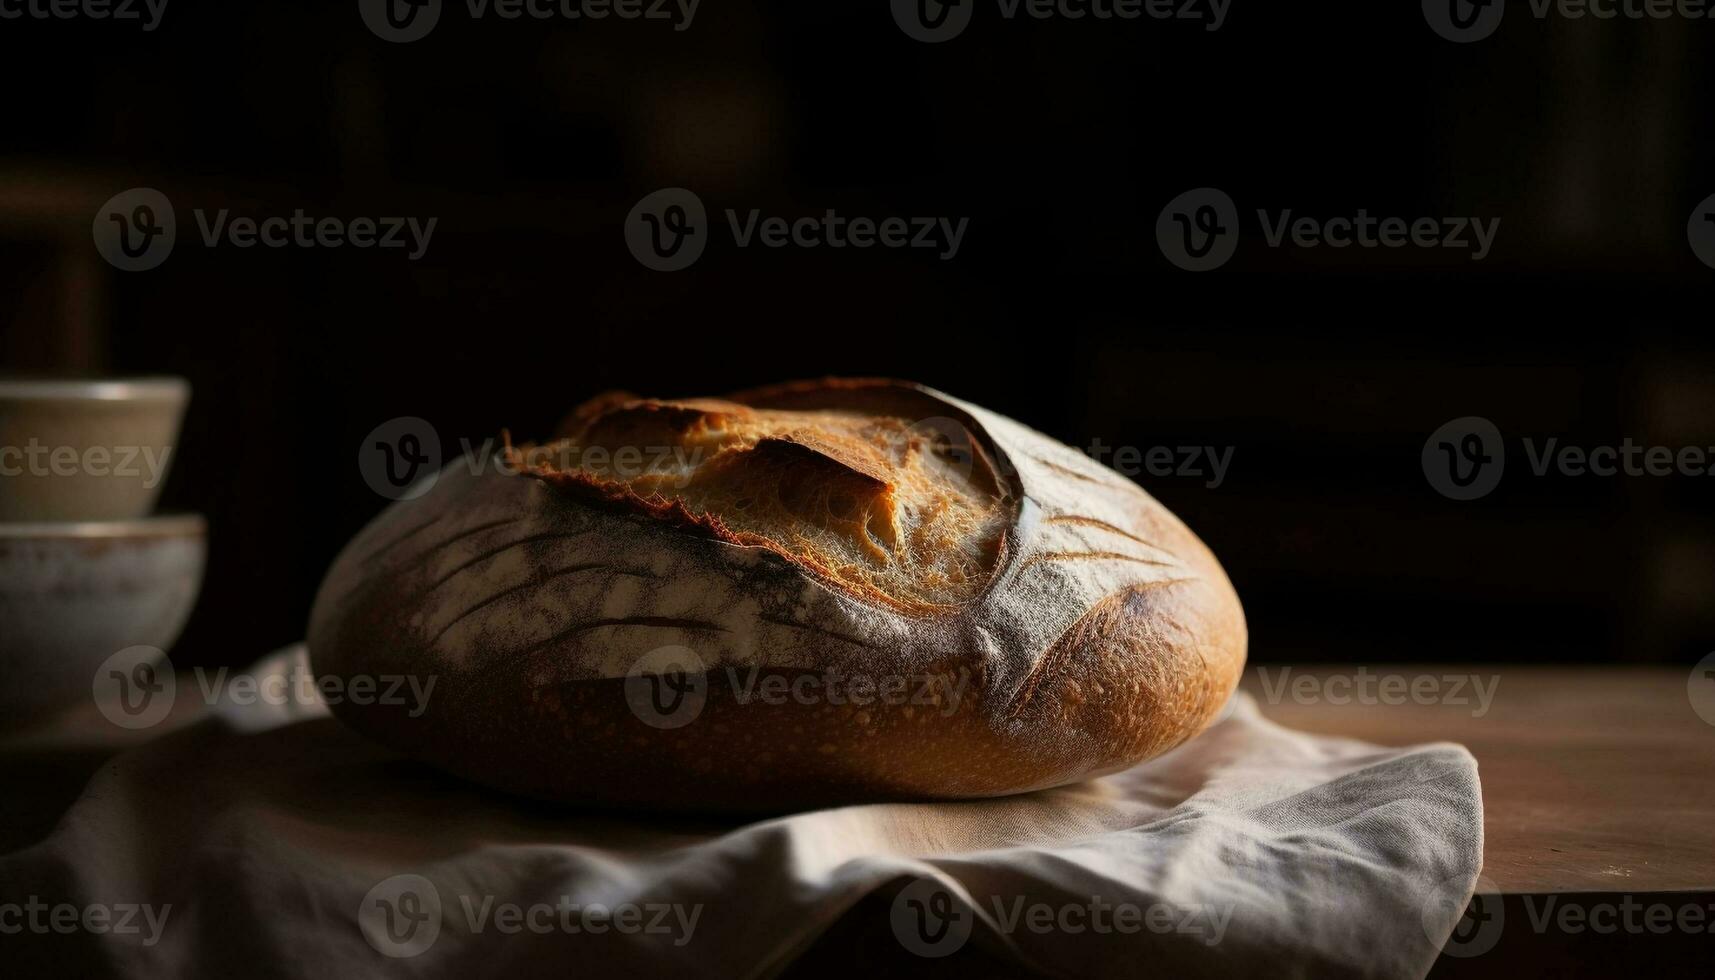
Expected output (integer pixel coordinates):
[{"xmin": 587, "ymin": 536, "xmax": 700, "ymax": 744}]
[
  {"xmin": 755, "ymin": 613, "xmax": 882, "ymax": 652},
  {"xmin": 1040, "ymin": 513, "xmax": 1175, "ymax": 555},
  {"xmin": 1003, "ymin": 580, "xmax": 1199, "ymax": 723},
  {"xmin": 1026, "ymin": 452, "xmax": 1133, "ymax": 490},
  {"xmin": 357, "ymin": 513, "xmax": 446, "ymax": 564},
  {"xmin": 422, "ymin": 530, "xmax": 599, "ymax": 592},
  {"xmin": 427, "ymin": 562, "xmax": 664, "ymax": 648},
  {"xmin": 1017, "ymin": 551, "xmax": 1183, "ymax": 572},
  {"xmin": 357, "ymin": 514, "xmax": 521, "ymax": 574}
]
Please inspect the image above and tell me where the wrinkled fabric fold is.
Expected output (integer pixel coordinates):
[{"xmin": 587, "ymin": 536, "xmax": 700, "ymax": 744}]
[{"xmin": 0, "ymin": 646, "xmax": 1482, "ymax": 979}]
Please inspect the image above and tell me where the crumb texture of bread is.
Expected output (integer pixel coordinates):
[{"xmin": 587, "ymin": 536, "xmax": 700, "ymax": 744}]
[{"xmin": 509, "ymin": 397, "xmax": 1011, "ymax": 611}]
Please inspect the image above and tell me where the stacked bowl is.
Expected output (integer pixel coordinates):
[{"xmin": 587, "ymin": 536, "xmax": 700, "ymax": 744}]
[{"xmin": 0, "ymin": 379, "xmax": 205, "ymax": 725}]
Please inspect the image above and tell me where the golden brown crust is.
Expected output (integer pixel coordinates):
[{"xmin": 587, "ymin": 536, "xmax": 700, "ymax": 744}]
[
  {"xmin": 307, "ymin": 378, "xmax": 1247, "ymax": 812},
  {"xmin": 506, "ymin": 390, "xmax": 1013, "ymax": 612}
]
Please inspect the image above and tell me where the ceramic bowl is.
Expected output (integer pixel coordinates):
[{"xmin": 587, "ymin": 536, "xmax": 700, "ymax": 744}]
[
  {"xmin": 0, "ymin": 515, "xmax": 205, "ymax": 725},
  {"xmin": 0, "ymin": 378, "xmax": 189, "ymax": 522}
]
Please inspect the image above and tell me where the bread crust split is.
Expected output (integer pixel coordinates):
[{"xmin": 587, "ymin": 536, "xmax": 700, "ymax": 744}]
[{"xmin": 308, "ymin": 378, "xmax": 1247, "ymax": 811}]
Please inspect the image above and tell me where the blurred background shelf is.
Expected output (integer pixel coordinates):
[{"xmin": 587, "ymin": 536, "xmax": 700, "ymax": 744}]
[{"xmin": 2, "ymin": 5, "xmax": 1711, "ymax": 669}]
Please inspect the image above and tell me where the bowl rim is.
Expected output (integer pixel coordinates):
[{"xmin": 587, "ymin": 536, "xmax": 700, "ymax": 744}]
[
  {"xmin": 0, "ymin": 377, "xmax": 190, "ymax": 402},
  {"xmin": 0, "ymin": 514, "xmax": 206, "ymax": 539}
]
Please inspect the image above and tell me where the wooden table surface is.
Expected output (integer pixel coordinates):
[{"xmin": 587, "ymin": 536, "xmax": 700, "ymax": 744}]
[{"xmin": 1242, "ymin": 665, "xmax": 1715, "ymax": 895}]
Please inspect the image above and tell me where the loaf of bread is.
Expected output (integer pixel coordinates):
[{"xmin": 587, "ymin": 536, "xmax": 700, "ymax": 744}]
[{"xmin": 308, "ymin": 379, "xmax": 1246, "ymax": 810}]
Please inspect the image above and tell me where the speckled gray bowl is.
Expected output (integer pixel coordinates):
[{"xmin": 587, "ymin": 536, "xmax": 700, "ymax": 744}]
[{"xmin": 0, "ymin": 515, "xmax": 205, "ymax": 725}]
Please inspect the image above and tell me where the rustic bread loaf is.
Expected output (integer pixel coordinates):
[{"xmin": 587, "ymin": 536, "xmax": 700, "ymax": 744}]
[{"xmin": 308, "ymin": 378, "xmax": 1246, "ymax": 811}]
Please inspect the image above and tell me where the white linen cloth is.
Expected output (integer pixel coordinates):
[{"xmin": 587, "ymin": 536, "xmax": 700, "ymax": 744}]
[{"xmin": 0, "ymin": 646, "xmax": 1482, "ymax": 979}]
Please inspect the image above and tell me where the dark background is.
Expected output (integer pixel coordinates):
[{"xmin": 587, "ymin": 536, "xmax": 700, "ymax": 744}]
[{"xmin": 2, "ymin": 2, "xmax": 1711, "ymax": 668}]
